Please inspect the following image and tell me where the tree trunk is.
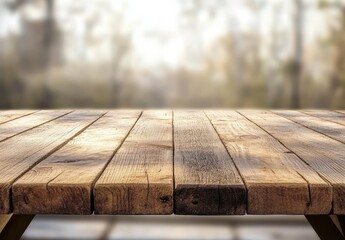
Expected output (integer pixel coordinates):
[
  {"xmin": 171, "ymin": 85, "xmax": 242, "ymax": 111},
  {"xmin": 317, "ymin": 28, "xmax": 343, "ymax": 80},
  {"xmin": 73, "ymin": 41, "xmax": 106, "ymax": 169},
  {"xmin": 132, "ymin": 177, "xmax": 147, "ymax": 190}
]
[
  {"xmin": 291, "ymin": 0, "xmax": 304, "ymax": 109},
  {"xmin": 39, "ymin": 0, "xmax": 54, "ymax": 108}
]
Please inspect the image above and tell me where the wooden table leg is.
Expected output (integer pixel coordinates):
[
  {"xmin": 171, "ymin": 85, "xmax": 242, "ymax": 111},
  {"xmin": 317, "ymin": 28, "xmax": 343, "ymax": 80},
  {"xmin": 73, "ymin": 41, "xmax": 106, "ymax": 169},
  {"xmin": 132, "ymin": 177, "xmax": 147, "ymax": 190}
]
[
  {"xmin": 99, "ymin": 216, "xmax": 117, "ymax": 240},
  {"xmin": 306, "ymin": 215, "xmax": 345, "ymax": 240},
  {"xmin": 0, "ymin": 214, "xmax": 34, "ymax": 240},
  {"xmin": 334, "ymin": 216, "xmax": 345, "ymax": 232}
]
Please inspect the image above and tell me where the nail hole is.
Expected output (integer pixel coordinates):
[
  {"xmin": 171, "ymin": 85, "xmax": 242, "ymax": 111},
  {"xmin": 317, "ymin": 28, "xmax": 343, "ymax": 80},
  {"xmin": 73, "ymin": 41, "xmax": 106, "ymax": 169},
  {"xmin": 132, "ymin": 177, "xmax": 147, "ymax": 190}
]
[{"xmin": 160, "ymin": 196, "xmax": 169, "ymax": 203}]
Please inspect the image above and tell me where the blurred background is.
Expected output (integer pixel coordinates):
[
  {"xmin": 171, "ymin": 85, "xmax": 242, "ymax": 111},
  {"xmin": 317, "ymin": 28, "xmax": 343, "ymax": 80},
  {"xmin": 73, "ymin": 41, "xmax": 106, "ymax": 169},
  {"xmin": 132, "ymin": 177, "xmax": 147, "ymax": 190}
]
[
  {"xmin": 1, "ymin": 0, "xmax": 343, "ymax": 239},
  {"xmin": 1, "ymin": 0, "xmax": 345, "ymax": 109},
  {"xmin": 21, "ymin": 215, "xmax": 318, "ymax": 240}
]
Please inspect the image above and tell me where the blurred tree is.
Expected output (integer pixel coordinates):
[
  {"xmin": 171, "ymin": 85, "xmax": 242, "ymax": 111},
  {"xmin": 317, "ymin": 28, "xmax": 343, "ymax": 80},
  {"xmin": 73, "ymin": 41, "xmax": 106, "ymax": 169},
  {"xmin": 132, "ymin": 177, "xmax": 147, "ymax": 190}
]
[
  {"xmin": 327, "ymin": 1, "xmax": 345, "ymax": 108},
  {"xmin": 246, "ymin": 0, "xmax": 267, "ymax": 108},
  {"xmin": 1, "ymin": 0, "xmax": 345, "ymax": 109},
  {"xmin": 267, "ymin": 2, "xmax": 288, "ymax": 108},
  {"xmin": 0, "ymin": 54, "xmax": 24, "ymax": 108},
  {"xmin": 39, "ymin": 0, "xmax": 55, "ymax": 108},
  {"xmin": 291, "ymin": 0, "xmax": 304, "ymax": 108},
  {"xmin": 317, "ymin": 0, "xmax": 345, "ymax": 108},
  {"xmin": 109, "ymin": 3, "xmax": 132, "ymax": 108}
]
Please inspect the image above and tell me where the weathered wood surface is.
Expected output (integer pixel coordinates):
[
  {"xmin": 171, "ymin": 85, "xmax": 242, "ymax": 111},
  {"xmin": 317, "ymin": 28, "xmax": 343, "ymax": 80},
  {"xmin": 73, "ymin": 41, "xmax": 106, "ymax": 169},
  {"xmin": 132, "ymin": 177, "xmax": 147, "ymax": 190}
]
[
  {"xmin": 275, "ymin": 110, "xmax": 345, "ymax": 144},
  {"xmin": 12, "ymin": 111, "xmax": 141, "ymax": 214},
  {"xmin": 240, "ymin": 110, "xmax": 345, "ymax": 214},
  {"xmin": 302, "ymin": 110, "xmax": 345, "ymax": 126},
  {"xmin": 0, "ymin": 109, "xmax": 344, "ymax": 215},
  {"xmin": 94, "ymin": 110, "xmax": 174, "ymax": 215},
  {"xmin": 0, "ymin": 110, "xmax": 36, "ymax": 125},
  {"xmin": 0, "ymin": 110, "xmax": 71, "ymax": 142},
  {"xmin": 174, "ymin": 110, "xmax": 245, "ymax": 215},
  {"xmin": 0, "ymin": 110, "xmax": 104, "ymax": 213},
  {"xmin": 206, "ymin": 110, "xmax": 331, "ymax": 214}
]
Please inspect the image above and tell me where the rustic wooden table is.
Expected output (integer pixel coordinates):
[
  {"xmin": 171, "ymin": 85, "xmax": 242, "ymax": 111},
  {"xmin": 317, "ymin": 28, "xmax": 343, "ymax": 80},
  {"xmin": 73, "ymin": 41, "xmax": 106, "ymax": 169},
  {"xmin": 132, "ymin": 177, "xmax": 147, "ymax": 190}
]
[{"xmin": 0, "ymin": 110, "xmax": 344, "ymax": 240}]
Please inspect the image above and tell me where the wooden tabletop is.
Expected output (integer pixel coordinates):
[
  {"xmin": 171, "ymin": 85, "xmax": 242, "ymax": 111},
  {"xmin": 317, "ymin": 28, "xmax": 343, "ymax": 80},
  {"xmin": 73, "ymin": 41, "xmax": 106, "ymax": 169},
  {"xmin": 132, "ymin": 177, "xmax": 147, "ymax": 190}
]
[{"xmin": 0, "ymin": 109, "xmax": 344, "ymax": 216}]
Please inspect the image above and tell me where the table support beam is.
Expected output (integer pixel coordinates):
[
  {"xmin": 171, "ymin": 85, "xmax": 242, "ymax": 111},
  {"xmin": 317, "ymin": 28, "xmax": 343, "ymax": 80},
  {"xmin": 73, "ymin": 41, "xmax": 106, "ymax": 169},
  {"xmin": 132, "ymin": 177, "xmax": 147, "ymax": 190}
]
[
  {"xmin": 306, "ymin": 215, "xmax": 345, "ymax": 240},
  {"xmin": 0, "ymin": 214, "xmax": 34, "ymax": 240}
]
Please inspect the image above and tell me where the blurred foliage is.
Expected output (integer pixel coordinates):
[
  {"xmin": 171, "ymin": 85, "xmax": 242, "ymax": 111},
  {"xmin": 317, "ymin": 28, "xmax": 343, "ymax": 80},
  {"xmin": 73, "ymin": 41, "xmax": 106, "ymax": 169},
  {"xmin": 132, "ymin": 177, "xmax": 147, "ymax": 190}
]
[
  {"xmin": 1, "ymin": 0, "xmax": 345, "ymax": 109},
  {"xmin": 0, "ymin": 55, "xmax": 24, "ymax": 108}
]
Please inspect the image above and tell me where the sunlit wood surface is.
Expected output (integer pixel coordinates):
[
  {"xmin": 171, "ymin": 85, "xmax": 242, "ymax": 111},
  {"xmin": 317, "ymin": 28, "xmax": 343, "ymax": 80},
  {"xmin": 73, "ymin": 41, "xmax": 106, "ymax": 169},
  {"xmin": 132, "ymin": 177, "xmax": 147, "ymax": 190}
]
[{"xmin": 0, "ymin": 110, "xmax": 344, "ymax": 215}]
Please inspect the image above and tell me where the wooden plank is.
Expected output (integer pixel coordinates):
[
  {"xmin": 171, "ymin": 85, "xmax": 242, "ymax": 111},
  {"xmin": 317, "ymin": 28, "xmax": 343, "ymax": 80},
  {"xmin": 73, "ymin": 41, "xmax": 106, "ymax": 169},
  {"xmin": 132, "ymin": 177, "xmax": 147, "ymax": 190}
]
[
  {"xmin": 174, "ymin": 110, "xmax": 246, "ymax": 215},
  {"xmin": 0, "ymin": 110, "xmax": 105, "ymax": 213},
  {"xmin": 302, "ymin": 110, "xmax": 345, "ymax": 126},
  {"xmin": 0, "ymin": 110, "xmax": 71, "ymax": 142},
  {"xmin": 274, "ymin": 110, "xmax": 345, "ymax": 144},
  {"xmin": 12, "ymin": 111, "xmax": 141, "ymax": 214},
  {"xmin": 205, "ymin": 110, "xmax": 331, "ymax": 214},
  {"xmin": 0, "ymin": 215, "xmax": 11, "ymax": 233},
  {"xmin": 94, "ymin": 110, "xmax": 173, "ymax": 215},
  {"xmin": 306, "ymin": 215, "xmax": 345, "ymax": 240},
  {"xmin": 331, "ymin": 215, "xmax": 345, "ymax": 235},
  {"xmin": 240, "ymin": 110, "xmax": 345, "ymax": 214},
  {"xmin": 0, "ymin": 214, "xmax": 34, "ymax": 240},
  {"xmin": 0, "ymin": 110, "xmax": 36, "ymax": 125}
]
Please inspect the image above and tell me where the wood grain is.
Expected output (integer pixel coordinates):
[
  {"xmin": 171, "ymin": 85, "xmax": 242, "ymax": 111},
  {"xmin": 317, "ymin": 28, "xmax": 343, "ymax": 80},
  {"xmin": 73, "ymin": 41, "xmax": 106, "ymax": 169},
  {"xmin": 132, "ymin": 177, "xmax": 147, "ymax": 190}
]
[
  {"xmin": 94, "ymin": 110, "xmax": 173, "ymax": 215},
  {"xmin": 0, "ymin": 110, "xmax": 71, "ymax": 142},
  {"xmin": 0, "ymin": 110, "xmax": 104, "ymax": 213},
  {"xmin": 206, "ymin": 110, "xmax": 331, "ymax": 214},
  {"xmin": 174, "ymin": 110, "xmax": 246, "ymax": 215},
  {"xmin": 3, "ymin": 109, "xmax": 345, "ymax": 216},
  {"xmin": 274, "ymin": 110, "xmax": 345, "ymax": 144},
  {"xmin": 0, "ymin": 110, "xmax": 36, "ymax": 125},
  {"xmin": 12, "ymin": 111, "xmax": 141, "ymax": 214},
  {"xmin": 240, "ymin": 110, "xmax": 345, "ymax": 214},
  {"xmin": 302, "ymin": 110, "xmax": 345, "ymax": 126}
]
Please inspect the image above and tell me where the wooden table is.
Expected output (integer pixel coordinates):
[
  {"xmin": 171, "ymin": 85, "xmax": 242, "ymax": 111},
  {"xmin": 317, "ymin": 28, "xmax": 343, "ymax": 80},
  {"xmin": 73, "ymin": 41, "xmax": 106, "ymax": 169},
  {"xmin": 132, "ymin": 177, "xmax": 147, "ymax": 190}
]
[{"xmin": 0, "ymin": 110, "xmax": 345, "ymax": 240}]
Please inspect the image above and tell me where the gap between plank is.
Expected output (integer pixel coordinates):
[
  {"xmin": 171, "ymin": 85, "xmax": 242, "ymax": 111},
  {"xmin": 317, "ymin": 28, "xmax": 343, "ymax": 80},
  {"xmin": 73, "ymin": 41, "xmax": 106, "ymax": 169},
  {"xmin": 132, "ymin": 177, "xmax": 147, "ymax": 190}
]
[
  {"xmin": 237, "ymin": 110, "xmax": 334, "ymax": 214},
  {"xmin": 302, "ymin": 110, "xmax": 345, "ymax": 127},
  {"xmin": 9, "ymin": 111, "xmax": 108, "ymax": 212},
  {"xmin": 271, "ymin": 111, "xmax": 345, "ymax": 178},
  {"xmin": 276, "ymin": 111, "xmax": 345, "ymax": 145},
  {"xmin": 203, "ymin": 110, "xmax": 248, "ymax": 214},
  {"xmin": 0, "ymin": 110, "xmax": 39, "ymax": 126},
  {"xmin": 90, "ymin": 110, "xmax": 143, "ymax": 213},
  {"xmin": 333, "ymin": 110, "xmax": 345, "ymax": 117},
  {"xmin": 0, "ymin": 110, "xmax": 74, "ymax": 143}
]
